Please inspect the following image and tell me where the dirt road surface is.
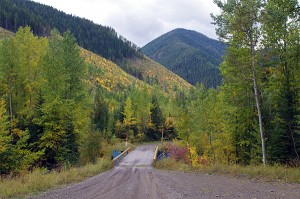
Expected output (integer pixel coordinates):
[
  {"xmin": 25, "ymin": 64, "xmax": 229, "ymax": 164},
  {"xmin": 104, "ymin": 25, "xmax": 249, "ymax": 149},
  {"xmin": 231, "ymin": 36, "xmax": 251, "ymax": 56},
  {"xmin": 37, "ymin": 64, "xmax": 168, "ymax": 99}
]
[{"xmin": 29, "ymin": 145, "xmax": 300, "ymax": 199}]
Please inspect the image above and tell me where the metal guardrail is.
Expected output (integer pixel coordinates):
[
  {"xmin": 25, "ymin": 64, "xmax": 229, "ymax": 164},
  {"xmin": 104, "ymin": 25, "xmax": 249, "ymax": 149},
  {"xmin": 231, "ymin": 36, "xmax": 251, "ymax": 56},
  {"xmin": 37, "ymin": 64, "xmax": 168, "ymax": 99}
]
[
  {"xmin": 153, "ymin": 146, "xmax": 159, "ymax": 163},
  {"xmin": 112, "ymin": 147, "xmax": 130, "ymax": 166}
]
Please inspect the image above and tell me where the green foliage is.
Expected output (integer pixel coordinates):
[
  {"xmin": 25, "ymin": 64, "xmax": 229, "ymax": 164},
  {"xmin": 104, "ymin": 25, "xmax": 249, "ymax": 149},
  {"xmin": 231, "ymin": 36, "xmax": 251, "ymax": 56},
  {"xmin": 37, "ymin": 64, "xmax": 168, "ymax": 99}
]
[
  {"xmin": 176, "ymin": 85, "xmax": 236, "ymax": 165},
  {"xmin": 37, "ymin": 30, "xmax": 90, "ymax": 168},
  {"xmin": 80, "ymin": 132, "xmax": 102, "ymax": 164},
  {"xmin": 131, "ymin": 88, "xmax": 152, "ymax": 136},
  {"xmin": 210, "ymin": 0, "xmax": 300, "ymax": 165},
  {"xmin": 261, "ymin": 0, "xmax": 300, "ymax": 163},
  {"xmin": 93, "ymin": 88, "xmax": 109, "ymax": 133},
  {"xmin": 218, "ymin": 46, "xmax": 262, "ymax": 165},
  {"xmin": 0, "ymin": 27, "xmax": 47, "ymax": 174},
  {"xmin": 0, "ymin": 27, "xmax": 98, "ymax": 174},
  {"xmin": 212, "ymin": 0, "xmax": 268, "ymax": 165},
  {"xmin": 123, "ymin": 97, "xmax": 137, "ymax": 128},
  {"xmin": 147, "ymin": 95, "xmax": 164, "ymax": 140},
  {"xmin": 0, "ymin": 100, "xmax": 9, "ymax": 153}
]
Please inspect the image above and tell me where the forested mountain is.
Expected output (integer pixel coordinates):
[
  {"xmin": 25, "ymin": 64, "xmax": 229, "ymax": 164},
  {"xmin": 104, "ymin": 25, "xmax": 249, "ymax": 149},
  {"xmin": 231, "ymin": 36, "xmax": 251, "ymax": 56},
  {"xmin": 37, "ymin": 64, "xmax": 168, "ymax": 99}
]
[
  {"xmin": 142, "ymin": 28, "xmax": 226, "ymax": 87},
  {"xmin": 0, "ymin": 0, "xmax": 192, "ymax": 92},
  {"xmin": 0, "ymin": 0, "xmax": 142, "ymax": 64}
]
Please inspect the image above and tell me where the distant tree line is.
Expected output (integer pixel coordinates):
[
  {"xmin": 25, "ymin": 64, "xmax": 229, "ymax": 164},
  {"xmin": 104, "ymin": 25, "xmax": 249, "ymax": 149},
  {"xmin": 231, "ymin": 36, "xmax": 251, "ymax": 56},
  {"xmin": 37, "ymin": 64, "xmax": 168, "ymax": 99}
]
[{"xmin": 0, "ymin": 0, "xmax": 143, "ymax": 64}]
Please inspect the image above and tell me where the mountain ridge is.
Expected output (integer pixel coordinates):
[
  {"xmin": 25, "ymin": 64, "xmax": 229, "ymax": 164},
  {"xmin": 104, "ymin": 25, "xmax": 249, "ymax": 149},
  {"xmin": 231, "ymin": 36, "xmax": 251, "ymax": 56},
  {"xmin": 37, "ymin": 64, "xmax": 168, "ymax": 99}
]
[
  {"xmin": 142, "ymin": 28, "xmax": 226, "ymax": 87},
  {"xmin": 0, "ymin": 0, "xmax": 192, "ymax": 94},
  {"xmin": 0, "ymin": 0, "xmax": 142, "ymax": 64},
  {"xmin": 0, "ymin": 27, "xmax": 191, "ymax": 95}
]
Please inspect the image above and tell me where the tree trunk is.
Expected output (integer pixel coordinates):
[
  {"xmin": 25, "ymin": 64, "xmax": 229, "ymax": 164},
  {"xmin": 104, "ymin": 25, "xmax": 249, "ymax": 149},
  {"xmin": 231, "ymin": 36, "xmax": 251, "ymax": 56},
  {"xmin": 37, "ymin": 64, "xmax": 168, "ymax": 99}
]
[
  {"xmin": 9, "ymin": 87, "xmax": 13, "ymax": 122},
  {"xmin": 253, "ymin": 71, "xmax": 266, "ymax": 166},
  {"xmin": 161, "ymin": 128, "xmax": 164, "ymax": 146},
  {"xmin": 251, "ymin": 38, "xmax": 267, "ymax": 166}
]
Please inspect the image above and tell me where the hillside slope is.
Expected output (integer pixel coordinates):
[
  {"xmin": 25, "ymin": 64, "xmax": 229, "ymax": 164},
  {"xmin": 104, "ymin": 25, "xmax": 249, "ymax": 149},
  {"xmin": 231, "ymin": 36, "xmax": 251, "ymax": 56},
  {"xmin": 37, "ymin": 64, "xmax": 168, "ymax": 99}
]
[
  {"xmin": 142, "ymin": 28, "xmax": 226, "ymax": 87},
  {"xmin": 0, "ymin": 27, "xmax": 191, "ymax": 95},
  {"xmin": 0, "ymin": 27, "xmax": 14, "ymax": 39},
  {"xmin": 0, "ymin": 0, "xmax": 142, "ymax": 64},
  {"xmin": 125, "ymin": 56, "xmax": 192, "ymax": 93},
  {"xmin": 0, "ymin": 1, "xmax": 192, "ymax": 94},
  {"xmin": 81, "ymin": 48, "xmax": 146, "ymax": 93}
]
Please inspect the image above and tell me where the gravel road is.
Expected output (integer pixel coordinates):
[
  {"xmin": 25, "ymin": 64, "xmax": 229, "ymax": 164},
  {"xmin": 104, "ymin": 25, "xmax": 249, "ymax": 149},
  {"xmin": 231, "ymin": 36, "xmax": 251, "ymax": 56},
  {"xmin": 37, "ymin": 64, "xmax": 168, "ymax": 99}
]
[{"xmin": 29, "ymin": 145, "xmax": 300, "ymax": 199}]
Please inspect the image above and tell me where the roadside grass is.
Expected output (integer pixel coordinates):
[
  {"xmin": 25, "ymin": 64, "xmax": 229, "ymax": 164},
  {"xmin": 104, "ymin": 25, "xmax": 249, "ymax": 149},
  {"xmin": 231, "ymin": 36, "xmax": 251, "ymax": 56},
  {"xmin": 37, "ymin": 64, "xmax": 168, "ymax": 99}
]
[
  {"xmin": 196, "ymin": 164, "xmax": 300, "ymax": 183},
  {"xmin": 0, "ymin": 158, "xmax": 112, "ymax": 198},
  {"xmin": 138, "ymin": 141, "xmax": 161, "ymax": 146},
  {"xmin": 154, "ymin": 158, "xmax": 300, "ymax": 183},
  {"xmin": 0, "ymin": 141, "xmax": 134, "ymax": 199},
  {"xmin": 155, "ymin": 158, "xmax": 190, "ymax": 172}
]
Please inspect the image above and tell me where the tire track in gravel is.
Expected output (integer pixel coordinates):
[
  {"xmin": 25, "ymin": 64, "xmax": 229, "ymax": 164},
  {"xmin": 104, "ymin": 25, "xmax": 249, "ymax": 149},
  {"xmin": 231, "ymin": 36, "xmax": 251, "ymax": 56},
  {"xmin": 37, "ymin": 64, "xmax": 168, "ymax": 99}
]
[{"xmin": 29, "ymin": 145, "xmax": 300, "ymax": 199}]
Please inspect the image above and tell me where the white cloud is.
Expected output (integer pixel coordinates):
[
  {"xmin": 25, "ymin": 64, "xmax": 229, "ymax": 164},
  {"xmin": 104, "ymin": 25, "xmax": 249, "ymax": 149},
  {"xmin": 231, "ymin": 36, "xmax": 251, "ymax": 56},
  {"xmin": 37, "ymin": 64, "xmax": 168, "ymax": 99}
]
[{"xmin": 32, "ymin": 0, "xmax": 220, "ymax": 47}]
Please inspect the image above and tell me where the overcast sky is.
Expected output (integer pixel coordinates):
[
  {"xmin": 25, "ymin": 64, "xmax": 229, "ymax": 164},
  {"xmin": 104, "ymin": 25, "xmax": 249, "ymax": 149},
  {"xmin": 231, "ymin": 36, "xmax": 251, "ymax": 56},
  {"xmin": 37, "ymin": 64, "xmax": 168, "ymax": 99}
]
[{"xmin": 32, "ymin": 0, "xmax": 220, "ymax": 47}]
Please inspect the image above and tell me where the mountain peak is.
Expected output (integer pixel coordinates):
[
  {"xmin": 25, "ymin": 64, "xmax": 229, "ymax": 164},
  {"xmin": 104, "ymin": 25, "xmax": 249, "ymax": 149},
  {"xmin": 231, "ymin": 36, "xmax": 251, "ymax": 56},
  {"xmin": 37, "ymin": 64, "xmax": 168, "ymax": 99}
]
[{"xmin": 141, "ymin": 29, "xmax": 226, "ymax": 87}]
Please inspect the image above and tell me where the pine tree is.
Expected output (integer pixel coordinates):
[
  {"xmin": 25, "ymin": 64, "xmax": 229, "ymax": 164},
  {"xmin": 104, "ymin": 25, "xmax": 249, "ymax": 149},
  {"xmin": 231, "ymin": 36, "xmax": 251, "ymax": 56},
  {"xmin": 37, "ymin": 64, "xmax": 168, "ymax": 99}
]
[
  {"xmin": 38, "ymin": 30, "xmax": 89, "ymax": 168},
  {"xmin": 93, "ymin": 88, "xmax": 109, "ymax": 132},
  {"xmin": 261, "ymin": 0, "xmax": 300, "ymax": 163},
  {"xmin": 147, "ymin": 95, "xmax": 164, "ymax": 140}
]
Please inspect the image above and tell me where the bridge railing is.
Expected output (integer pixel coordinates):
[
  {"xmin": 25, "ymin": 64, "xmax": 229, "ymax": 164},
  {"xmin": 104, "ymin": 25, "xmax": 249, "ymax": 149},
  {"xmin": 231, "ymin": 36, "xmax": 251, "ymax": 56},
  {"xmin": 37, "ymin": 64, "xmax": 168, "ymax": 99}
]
[
  {"xmin": 112, "ymin": 147, "xmax": 130, "ymax": 166},
  {"xmin": 153, "ymin": 146, "xmax": 159, "ymax": 164}
]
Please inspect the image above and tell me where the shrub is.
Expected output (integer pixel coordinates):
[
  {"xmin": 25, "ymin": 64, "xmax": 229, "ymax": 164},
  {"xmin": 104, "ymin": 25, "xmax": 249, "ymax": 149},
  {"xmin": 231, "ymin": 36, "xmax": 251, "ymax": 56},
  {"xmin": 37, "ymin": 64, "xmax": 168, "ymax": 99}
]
[{"xmin": 164, "ymin": 143, "xmax": 189, "ymax": 163}]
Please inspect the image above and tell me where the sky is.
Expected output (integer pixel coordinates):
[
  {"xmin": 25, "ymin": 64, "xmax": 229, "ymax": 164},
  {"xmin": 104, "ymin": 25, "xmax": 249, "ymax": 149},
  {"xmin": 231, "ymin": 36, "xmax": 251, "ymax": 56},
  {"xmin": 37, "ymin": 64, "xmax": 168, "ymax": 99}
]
[{"xmin": 32, "ymin": 0, "xmax": 220, "ymax": 47}]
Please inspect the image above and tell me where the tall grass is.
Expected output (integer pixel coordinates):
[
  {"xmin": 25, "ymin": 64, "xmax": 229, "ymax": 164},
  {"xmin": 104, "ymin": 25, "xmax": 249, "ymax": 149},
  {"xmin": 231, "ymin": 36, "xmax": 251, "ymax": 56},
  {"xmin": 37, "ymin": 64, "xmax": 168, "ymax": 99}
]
[
  {"xmin": 0, "ymin": 141, "xmax": 135, "ymax": 198},
  {"xmin": 155, "ymin": 158, "xmax": 300, "ymax": 183},
  {"xmin": 155, "ymin": 158, "xmax": 191, "ymax": 172},
  {"xmin": 198, "ymin": 164, "xmax": 300, "ymax": 183},
  {"xmin": 0, "ymin": 158, "xmax": 112, "ymax": 198}
]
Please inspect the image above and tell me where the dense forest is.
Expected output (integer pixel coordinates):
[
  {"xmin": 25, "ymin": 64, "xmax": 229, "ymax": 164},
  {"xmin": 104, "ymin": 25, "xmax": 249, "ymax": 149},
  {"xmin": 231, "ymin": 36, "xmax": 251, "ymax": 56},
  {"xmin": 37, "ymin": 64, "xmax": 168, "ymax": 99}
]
[
  {"xmin": 0, "ymin": 0, "xmax": 300, "ymax": 177},
  {"xmin": 0, "ymin": 0, "xmax": 142, "ymax": 64},
  {"xmin": 173, "ymin": 0, "xmax": 300, "ymax": 166},
  {"xmin": 142, "ymin": 28, "xmax": 227, "ymax": 88},
  {"xmin": 0, "ymin": 27, "xmax": 181, "ymax": 174}
]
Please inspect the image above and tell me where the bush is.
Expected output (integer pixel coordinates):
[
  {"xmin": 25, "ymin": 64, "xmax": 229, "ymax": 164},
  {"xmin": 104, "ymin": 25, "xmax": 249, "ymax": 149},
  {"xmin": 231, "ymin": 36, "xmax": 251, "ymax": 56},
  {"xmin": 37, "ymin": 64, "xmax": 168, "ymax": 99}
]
[
  {"xmin": 80, "ymin": 132, "xmax": 102, "ymax": 164},
  {"xmin": 164, "ymin": 143, "xmax": 190, "ymax": 163}
]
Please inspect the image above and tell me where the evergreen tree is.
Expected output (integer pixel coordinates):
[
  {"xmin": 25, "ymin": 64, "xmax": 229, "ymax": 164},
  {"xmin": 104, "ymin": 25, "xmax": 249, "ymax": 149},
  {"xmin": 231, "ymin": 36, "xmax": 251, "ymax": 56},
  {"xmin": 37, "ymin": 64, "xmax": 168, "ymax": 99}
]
[
  {"xmin": 93, "ymin": 88, "xmax": 109, "ymax": 132},
  {"xmin": 147, "ymin": 95, "xmax": 164, "ymax": 140},
  {"xmin": 38, "ymin": 30, "xmax": 89, "ymax": 168},
  {"xmin": 261, "ymin": 0, "xmax": 300, "ymax": 163}
]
